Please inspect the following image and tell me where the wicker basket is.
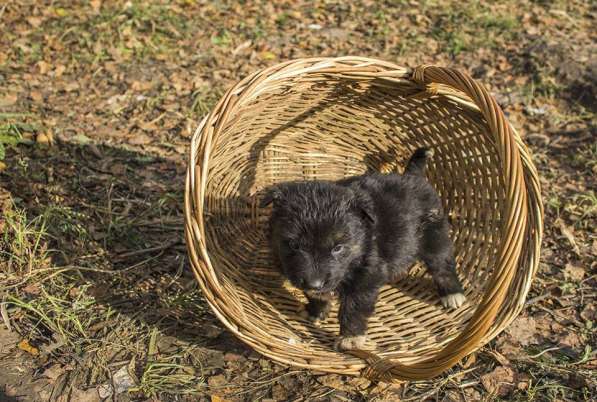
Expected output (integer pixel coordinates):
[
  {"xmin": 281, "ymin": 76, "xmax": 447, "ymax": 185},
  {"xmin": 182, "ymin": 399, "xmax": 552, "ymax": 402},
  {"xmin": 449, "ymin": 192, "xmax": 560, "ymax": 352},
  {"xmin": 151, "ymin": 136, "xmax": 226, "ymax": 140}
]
[{"xmin": 184, "ymin": 57, "xmax": 543, "ymax": 381}]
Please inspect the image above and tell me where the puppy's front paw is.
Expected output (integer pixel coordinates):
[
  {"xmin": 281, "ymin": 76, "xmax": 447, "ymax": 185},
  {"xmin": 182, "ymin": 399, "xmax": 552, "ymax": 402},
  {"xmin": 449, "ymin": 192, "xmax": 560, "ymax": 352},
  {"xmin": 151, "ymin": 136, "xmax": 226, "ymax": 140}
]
[
  {"xmin": 441, "ymin": 292, "xmax": 466, "ymax": 309},
  {"xmin": 334, "ymin": 335, "xmax": 367, "ymax": 351}
]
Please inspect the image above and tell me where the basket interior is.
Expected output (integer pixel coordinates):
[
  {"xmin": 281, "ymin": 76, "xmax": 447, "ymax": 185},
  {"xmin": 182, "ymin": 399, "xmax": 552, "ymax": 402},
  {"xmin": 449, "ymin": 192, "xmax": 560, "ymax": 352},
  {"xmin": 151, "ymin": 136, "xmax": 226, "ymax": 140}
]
[{"xmin": 201, "ymin": 78, "xmax": 506, "ymax": 366}]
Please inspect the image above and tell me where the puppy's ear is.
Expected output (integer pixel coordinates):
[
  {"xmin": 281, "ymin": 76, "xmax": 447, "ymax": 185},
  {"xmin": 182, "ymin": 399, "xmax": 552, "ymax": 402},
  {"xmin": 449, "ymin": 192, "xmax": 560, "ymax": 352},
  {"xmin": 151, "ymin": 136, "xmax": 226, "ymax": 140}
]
[
  {"xmin": 356, "ymin": 202, "xmax": 376, "ymax": 223},
  {"xmin": 349, "ymin": 192, "xmax": 376, "ymax": 223},
  {"xmin": 259, "ymin": 186, "xmax": 283, "ymax": 208}
]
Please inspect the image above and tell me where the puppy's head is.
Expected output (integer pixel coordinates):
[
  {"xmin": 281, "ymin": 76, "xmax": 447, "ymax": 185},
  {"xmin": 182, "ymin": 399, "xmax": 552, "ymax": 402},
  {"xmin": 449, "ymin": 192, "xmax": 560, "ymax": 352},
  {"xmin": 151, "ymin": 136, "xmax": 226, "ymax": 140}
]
[{"xmin": 261, "ymin": 181, "xmax": 374, "ymax": 293}]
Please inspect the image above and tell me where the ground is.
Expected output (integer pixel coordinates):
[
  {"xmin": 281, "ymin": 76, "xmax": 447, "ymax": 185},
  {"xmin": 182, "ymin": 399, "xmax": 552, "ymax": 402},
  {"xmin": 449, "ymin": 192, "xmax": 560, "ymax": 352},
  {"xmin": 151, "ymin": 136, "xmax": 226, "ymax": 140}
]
[{"xmin": 0, "ymin": 1, "xmax": 595, "ymax": 401}]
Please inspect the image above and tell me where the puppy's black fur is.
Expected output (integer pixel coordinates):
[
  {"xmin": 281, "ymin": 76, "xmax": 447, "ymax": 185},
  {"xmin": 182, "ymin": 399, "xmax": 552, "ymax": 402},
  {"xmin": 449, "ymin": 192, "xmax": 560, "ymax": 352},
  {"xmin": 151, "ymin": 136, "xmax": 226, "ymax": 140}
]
[{"xmin": 261, "ymin": 148, "xmax": 464, "ymax": 349}]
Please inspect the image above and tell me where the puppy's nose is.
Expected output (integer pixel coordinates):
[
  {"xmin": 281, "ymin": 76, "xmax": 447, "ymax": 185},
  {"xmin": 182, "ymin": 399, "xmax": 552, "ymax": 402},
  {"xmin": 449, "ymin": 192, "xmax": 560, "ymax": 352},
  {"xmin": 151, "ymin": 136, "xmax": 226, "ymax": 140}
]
[{"xmin": 306, "ymin": 279, "xmax": 324, "ymax": 290}]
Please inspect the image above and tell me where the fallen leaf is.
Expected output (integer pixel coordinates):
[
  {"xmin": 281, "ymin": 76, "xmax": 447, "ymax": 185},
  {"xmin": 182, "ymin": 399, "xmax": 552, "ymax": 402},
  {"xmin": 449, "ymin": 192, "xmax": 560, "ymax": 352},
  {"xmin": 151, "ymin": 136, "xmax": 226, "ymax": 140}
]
[
  {"xmin": 129, "ymin": 133, "xmax": 152, "ymax": 145},
  {"xmin": 30, "ymin": 91, "xmax": 43, "ymax": 102},
  {"xmin": 26, "ymin": 17, "xmax": 43, "ymax": 27},
  {"xmin": 504, "ymin": 316, "xmax": 539, "ymax": 346},
  {"xmin": 260, "ymin": 51, "xmax": 276, "ymax": 60},
  {"xmin": 0, "ymin": 162, "xmax": 6, "ymax": 172},
  {"xmin": 0, "ymin": 93, "xmax": 18, "ymax": 107},
  {"xmin": 97, "ymin": 384, "xmax": 113, "ymax": 400},
  {"xmin": 580, "ymin": 304, "xmax": 595, "ymax": 321},
  {"xmin": 23, "ymin": 283, "xmax": 41, "ymax": 295},
  {"xmin": 131, "ymin": 80, "xmax": 153, "ymax": 91},
  {"xmin": 486, "ymin": 350, "xmax": 510, "ymax": 366},
  {"xmin": 55, "ymin": 65, "xmax": 66, "ymax": 77},
  {"xmin": 319, "ymin": 374, "xmax": 345, "ymax": 390},
  {"xmin": 223, "ymin": 352, "xmax": 245, "ymax": 362},
  {"xmin": 210, "ymin": 395, "xmax": 232, "ymax": 402},
  {"xmin": 0, "ymin": 326, "xmax": 19, "ymax": 355},
  {"xmin": 557, "ymin": 220, "xmax": 580, "ymax": 255},
  {"xmin": 36, "ymin": 132, "xmax": 54, "ymax": 146},
  {"xmin": 109, "ymin": 163, "xmax": 127, "ymax": 176},
  {"xmin": 18, "ymin": 339, "xmax": 39, "ymax": 356},
  {"xmin": 207, "ymin": 374, "xmax": 227, "ymax": 388},
  {"xmin": 559, "ymin": 330, "xmax": 583, "ymax": 348},
  {"xmin": 481, "ymin": 366, "xmax": 516, "ymax": 396},
  {"xmin": 232, "ymin": 40, "xmax": 252, "ymax": 55},
  {"xmin": 70, "ymin": 388, "xmax": 100, "ymax": 402},
  {"xmin": 43, "ymin": 364, "xmax": 65, "ymax": 380},
  {"xmin": 53, "ymin": 7, "xmax": 69, "ymax": 17},
  {"xmin": 564, "ymin": 263, "xmax": 585, "ymax": 281},
  {"xmin": 90, "ymin": 0, "xmax": 102, "ymax": 13},
  {"xmin": 442, "ymin": 390, "xmax": 464, "ymax": 402},
  {"xmin": 38, "ymin": 61, "xmax": 50, "ymax": 74},
  {"xmin": 64, "ymin": 82, "xmax": 79, "ymax": 92},
  {"xmin": 112, "ymin": 365, "xmax": 135, "ymax": 394},
  {"xmin": 72, "ymin": 134, "xmax": 91, "ymax": 145}
]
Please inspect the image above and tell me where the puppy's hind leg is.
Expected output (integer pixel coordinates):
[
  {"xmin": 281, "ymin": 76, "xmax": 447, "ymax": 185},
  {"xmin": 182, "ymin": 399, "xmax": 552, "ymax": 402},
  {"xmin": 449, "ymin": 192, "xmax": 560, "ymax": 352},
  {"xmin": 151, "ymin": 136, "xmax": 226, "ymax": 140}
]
[{"xmin": 421, "ymin": 221, "xmax": 466, "ymax": 309}]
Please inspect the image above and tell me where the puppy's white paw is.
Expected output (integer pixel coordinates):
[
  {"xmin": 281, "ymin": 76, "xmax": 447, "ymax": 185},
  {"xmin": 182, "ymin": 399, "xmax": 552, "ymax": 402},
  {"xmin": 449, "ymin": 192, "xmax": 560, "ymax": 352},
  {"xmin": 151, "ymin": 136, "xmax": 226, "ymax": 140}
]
[
  {"xmin": 334, "ymin": 335, "xmax": 367, "ymax": 351},
  {"xmin": 441, "ymin": 292, "xmax": 466, "ymax": 309}
]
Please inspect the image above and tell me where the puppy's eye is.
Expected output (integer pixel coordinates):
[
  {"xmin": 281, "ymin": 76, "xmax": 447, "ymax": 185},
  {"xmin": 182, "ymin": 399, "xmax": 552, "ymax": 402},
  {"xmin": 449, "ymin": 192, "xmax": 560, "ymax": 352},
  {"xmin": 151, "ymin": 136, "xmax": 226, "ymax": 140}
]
[
  {"xmin": 288, "ymin": 239, "xmax": 299, "ymax": 250},
  {"xmin": 331, "ymin": 244, "xmax": 344, "ymax": 256}
]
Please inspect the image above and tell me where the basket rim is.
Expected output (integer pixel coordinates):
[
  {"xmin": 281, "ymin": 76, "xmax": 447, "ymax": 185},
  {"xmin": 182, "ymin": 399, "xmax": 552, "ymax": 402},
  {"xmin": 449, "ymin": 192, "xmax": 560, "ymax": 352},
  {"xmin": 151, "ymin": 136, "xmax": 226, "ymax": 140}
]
[{"xmin": 184, "ymin": 57, "xmax": 544, "ymax": 381}]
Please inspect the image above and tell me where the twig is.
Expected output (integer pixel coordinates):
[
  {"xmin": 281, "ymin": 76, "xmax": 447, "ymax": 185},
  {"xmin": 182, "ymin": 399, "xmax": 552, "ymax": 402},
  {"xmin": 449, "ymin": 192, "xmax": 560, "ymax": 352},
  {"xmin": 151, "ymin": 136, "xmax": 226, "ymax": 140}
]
[
  {"xmin": 528, "ymin": 347, "xmax": 562, "ymax": 359},
  {"xmin": 535, "ymin": 305, "xmax": 585, "ymax": 329},
  {"xmin": 114, "ymin": 240, "xmax": 181, "ymax": 260},
  {"xmin": 2, "ymin": 256, "xmax": 158, "ymax": 290},
  {"xmin": 525, "ymin": 293, "xmax": 551, "ymax": 306}
]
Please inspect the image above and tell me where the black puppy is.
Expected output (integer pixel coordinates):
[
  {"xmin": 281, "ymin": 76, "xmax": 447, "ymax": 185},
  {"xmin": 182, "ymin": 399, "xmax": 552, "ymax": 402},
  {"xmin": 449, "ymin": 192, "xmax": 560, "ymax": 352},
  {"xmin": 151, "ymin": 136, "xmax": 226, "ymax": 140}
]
[{"xmin": 260, "ymin": 148, "xmax": 465, "ymax": 350}]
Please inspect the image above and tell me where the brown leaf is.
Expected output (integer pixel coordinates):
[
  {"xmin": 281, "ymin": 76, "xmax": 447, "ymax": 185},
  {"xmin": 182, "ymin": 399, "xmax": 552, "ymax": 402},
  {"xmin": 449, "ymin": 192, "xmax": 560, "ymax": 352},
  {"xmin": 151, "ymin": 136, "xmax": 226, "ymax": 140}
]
[
  {"xmin": 64, "ymin": 82, "xmax": 79, "ymax": 92},
  {"xmin": 36, "ymin": 132, "xmax": 54, "ymax": 146},
  {"xmin": 0, "ymin": 93, "xmax": 18, "ymax": 107},
  {"xmin": 504, "ymin": 316, "xmax": 539, "ymax": 346},
  {"xmin": 109, "ymin": 163, "xmax": 127, "ymax": 176},
  {"xmin": 38, "ymin": 61, "xmax": 50, "ymax": 74},
  {"xmin": 481, "ymin": 366, "xmax": 516, "ymax": 396},
  {"xmin": 90, "ymin": 0, "xmax": 102, "ymax": 13},
  {"xmin": 54, "ymin": 65, "xmax": 66, "ymax": 77},
  {"xmin": 580, "ymin": 304, "xmax": 595, "ymax": 321},
  {"xmin": 70, "ymin": 388, "xmax": 100, "ymax": 402},
  {"xmin": 564, "ymin": 263, "xmax": 585, "ymax": 281},
  {"xmin": 487, "ymin": 350, "xmax": 510, "ymax": 366},
  {"xmin": 23, "ymin": 283, "xmax": 41, "ymax": 295},
  {"xmin": 138, "ymin": 121, "xmax": 159, "ymax": 131},
  {"xmin": 18, "ymin": 339, "xmax": 39, "ymax": 356},
  {"xmin": 26, "ymin": 17, "xmax": 43, "ymax": 27},
  {"xmin": 207, "ymin": 374, "xmax": 227, "ymax": 388},
  {"xmin": 30, "ymin": 91, "xmax": 43, "ymax": 102},
  {"xmin": 43, "ymin": 364, "xmax": 65, "ymax": 380},
  {"xmin": 131, "ymin": 80, "xmax": 153, "ymax": 91},
  {"xmin": 210, "ymin": 395, "xmax": 232, "ymax": 402},
  {"xmin": 319, "ymin": 374, "xmax": 348, "ymax": 390},
  {"xmin": 557, "ymin": 219, "xmax": 580, "ymax": 255},
  {"xmin": 232, "ymin": 40, "xmax": 252, "ymax": 56},
  {"xmin": 560, "ymin": 330, "xmax": 583, "ymax": 348},
  {"xmin": 128, "ymin": 133, "xmax": 152, "ymax": 145}
]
